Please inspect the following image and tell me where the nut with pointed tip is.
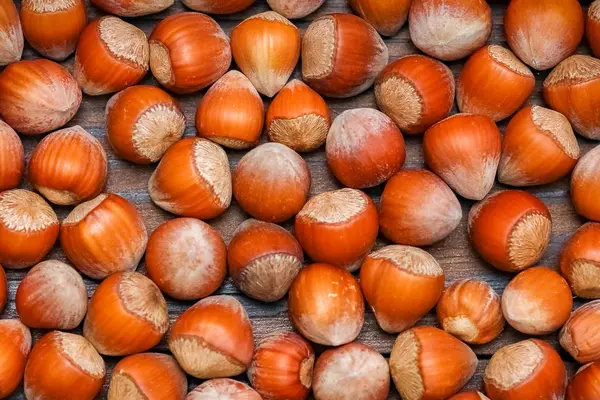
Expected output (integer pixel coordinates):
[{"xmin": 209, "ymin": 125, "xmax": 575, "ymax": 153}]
[
  {"xmin": 233, "ymin": 143, "xmax": 311, "ymax": 223},
  {"xmin": 484, "ymin": 339, "xmax": 567, "ymax": 399},
  {"xmin": 28, "ymin": 126, "xmax": 107, "ymax": 205},
  {"xmin": 0, "ymin": 320, "xmax": 31, "ymax": 399},
  {"xmin": 295, "ymin": 188, "xmax": 378, "ymax": 271},
  {"xmin": 16, "ymin": 260, "xmax": 87, "ymax": 330},
  {"xmin": 0, "ymin": 58, "xmax": 81, "ymax": 135},
  {"xmin": 379, "ymin": 169, "xmax": 462, "ymax": 246},
  {"xmin": 248, "ymin": 332, "xmax": 315, "ymax": 400},
  {"xmin": 0, "ymin": 0, "xmax": 23, "ymax": 65},
  {"xmin": 231, "ymin": 11, "xmax": 300, "ymax": 97},
  {"xmin": 560, "ymin": 300, "xmax": 600, "ymax": 364},
  {"xmin": 302, "ymin": 13, "xmax": 389, "ymax": 98},
  {"xmin": 424, "ymin": 113, "xmax": 501, "ymax": 200},
  {"xmin": 457, "ymin": 45, "xmax": 535, "ymax": 121},
  {"xmin": 437, "ymin": 280, "xmax": 504, "ymax": 345},
  {"xmin": 74, "ymin": 16, "xmax": 148, "ymax": 96},
  {"xmin": 60, "ymin": 193, "xmax": 148, "ymax": 279},
  {"xmin": 0, "ymin": 189, "xmax": 59, "ymax": 269},
  {"xmin": 146, "ymin": 218, "xmax": 227, "ymax": 301},
  {"xmin": 0, "ymin": 120, "xmax": 24, "ymax": 192},
  {"xmin": 21, "ymin": 0, "xmax": 86, "ymax": 61},
  {"xmin": 108, "ymin": 353, "xmax": 187, "ymax": 400},
  {"xmin": 148, "ymin": 138, "xmax": 232, "ymax": 220},
  {"xmin": 24, "ymin": 332, "xmax": 106, "ymax": 400},
  {"xmin": 571, "ymin": 145, "xmax": 600, "ymax": 222},
  {"xmin": 266, "ymin": 79, "xmax": 331, "ymax": 152},
  {"xmin": 186, "ymin": 379, "xmax": 261, "ymax": 399},
  {"xmin": 361, "ymin": 245, "xmax": 444, "ymax": 333},
  {"xmin": 448, "ymin": 392, "xmax": 490, "ymax": 400},
  {"xmin": 0, "ymin": 265, "xmax": 5, "ymax": 312},
  {"xmin": 390, "ymin": 326, "xmax": 478, "ymax": 400},
  {"xmin": 149, "ymin": 12, "xmax": 231, "ymax": 94},
  {"xmin": 498, "ymin": 106, "xmax": 580, "ymax": 187},
  {"xmin": 92, "ymin": 0, "xmax": 173, "ymax": 16},
  {"xmin": 312, "ymin": 342, "xmax": 390, "ymax": 400},
  {"xmin": 168, "ymin": 295, "xmax": 254, "ymax": 379},
  {"xmin": 227, "ymin": 219, "xmax": 304, "ymax": 302},
  {"xmin": 183, "ymin": 0, "xmax": 255, "ymax": 14},
  {"xmin": 106, "ymin": 85, "xmax": 185, "ymax": 164},
  {"xmin": 567, "ymin": 360, "xmax": 600, "ymax": 399},
  {"xmin": 267, "ymin": 0, "xmax": 324, "ymax": 19},
  {"xmin": 560, "ymin": 223, "xmax": 600, "ymax": 299},
  {"xmin": 326, "ymin": 108, "xmax": 406, "ymax": 189},
  {"xmin": 544, "ymin": 56, "xmax": 600, "ymax": 140},
  {"xmin": 588, "ymin": 1, "xmax": 600, "ymax": 58},
  {"xmin": 468, "ymin": 190, "xmax": 552, "ymax": 272},
  {"xmin": 288, "ymin": 263, "xmax": 365, "ymax": 346},
  {"xmin": 195, "ymin": 70, "xmax": 264, "ymax": 149},
  {"xmin": 409, "ymin": 0, "xmax": 491, "ymax": 61},
  {"xmin": 502, "ymin": 266, "xmax": 573, "ymax": 335},
  {"xmin": 375, "ymin": 55, "xmax": 455, "ymax": 135},
  {"xmin": 84, "ymin": 272, "xmax": 169, "ymax": 356},
  {"xmin": 348, "ymin": 0, "xmax": 411, "ymax": 36},
  {"xmin": 505, "ymin": 0, "xmax": 583, "ymax": 70}
]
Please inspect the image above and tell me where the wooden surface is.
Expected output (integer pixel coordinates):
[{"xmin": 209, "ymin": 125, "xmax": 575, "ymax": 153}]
[{"xmin": 3, "ymin": 0, "xmax": 597, "ymax": 398}]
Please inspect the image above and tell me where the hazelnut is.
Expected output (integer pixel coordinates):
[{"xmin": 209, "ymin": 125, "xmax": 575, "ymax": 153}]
[
  {"xmin": 326, "ymin": 108, "xmax": 406, "ymax": 189},
  {"xmin": 295, "ymin": 188, "xmax": 378, "ymax": 271},
  {"xmin": 409, "ymin": 0, "xmax": 491, "ymax": 61},
  {"xmin": 0, "ymin": 320, "xmax": 31, "ymax": 399},
  {"xmin": 61, "ymin": 193, "xmax": 148, "ymax": 279},
  {"xmin": 168, "ymin": 295, "xmax": 254, "ymax": 379},
  {"xmin": 379, "ymin": 169, "xmax": 462, "ymax": 246},
  {"xmin": 560, "ymin": 300, "xmax": 600, "ymax": 364},
  {"xmin": 106, "ymin": 85, "xmax": 185, "ymax": 164},
  {"xmin": 502, "ymin": 266, "xmax": 573, "ymax": 335},
  {"xmin": 567, "ymin": 360, "xmax": 600, "ymax": 399},
  {"xmin": 360, "ymin": 245, "xmax": 444, "ymax": 333},
  {"xmin": 0, "ymin": 189, "xmax": 59, "ymax": 269},
  {"xmin": 266, "ymin": 79, "xmax": 331, "ymax": 153},
  {"xmin": 231, "ymin": 11, "xmax": 300, "ymax": 97},
  {"xmin": 588, "ymin": 1, "xmax": 600, "ymax": 58},
  {"xmin": 505, "ymin": 0, "xmax": 584, "ymax": 70},
  {"xmin": 312, "ymin": 342, "xmax": 390, "ymax": 400},
  {"xmin": 92, "ymin": 0, "xmax": 173, "ymax": 16},
  {"xmin": 84, "ymin": 272, "xmax": 169, "ymax": 356},
  {"xmin": 182, "ymin": 0, "xmax": 255, "ymax": 14},
  {"xmin": 0, "ymin": 120, "xmax": 24, "ymax": 192},
  {"xmin": 227, "ymin": 219, "xmax": 303, "ymax": 302},
  {"xmin": 571, "ymin": 145, "xmax": 600, "ymax": 222},
  {"xmin": 0, "ymin": 0, "xmax": 22, "ymax": 65},
  {"xmin": 233, "ymin": 143, "xmax": 311, "ymax": 223},
  {"xmin": 288, "ymin": 263, "xmax": 364, "ymax": 346},
  {"xmin": 375, "ymin": 54, "xmax": 455, "ymax": 134},
  {"xmin": 20, "ymin": 0, "xmax": 86, "ymax": 60},
  {"xmin": 195, "ymin": 70, "xmax": 264, "ymax": 150},
  {"xmin": 24, "ymin": 332, "xmax": 106, "ymax": 400},
  {"xmin": 0, "ymin": 58, "xmax": 81, "ymax": 135},
  {"xmin": 145, "ymin": 218, "xmax": 227, "ymax": 300},
  {"xmin": 148, "ymin": 138, "xmax": 232, "ymax": 220},
  {"xmin": 28, "ymin": 125, "xmax": 107, "ymax": 205},
  {"xmin": 16, "ymin": 260, "xmax": 87, "ymax": 330},
  {"xmin": 348, "ymin": 0, "xmax": 411, "ymax": 36},
  {"xmin": 390, "ymin": 326, "xmax": 478, "ymax": 400},
  {"xmin": 437, "ymin": 280, "xmax": 505, "ymax": 345},
  {"xmin": 560, "ymin": 223, "xmax": 600, "ymax": 298},
  {"xmin": 267, "ymin": 0, "xmax": 324, "ymax": 19},
  {"xmin": 302, "ymin": 13, "xmax": 388, "ymax": 98},
  {"xmin": 498, "ymin": 106, "xmax": 580, "ymax": 186},
  {"xmin": 423, "ymin": 113, "xmax": 501, "ymax": 200},
  {"xmin": 149, "ymin": 12, "xmax": 231, "ymax": 94},
  {"xmin": 468, "ymin": 190, "xmax": 552, "ymax": 272},
  {"xmin": 186, "ymin": 379, "xmax": 261, "ymax": 399}
]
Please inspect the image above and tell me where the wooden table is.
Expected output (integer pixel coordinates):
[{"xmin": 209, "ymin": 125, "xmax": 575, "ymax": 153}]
[{"xmin": 4, "ymin": 0, "xmax": 595, "ymax": 398}]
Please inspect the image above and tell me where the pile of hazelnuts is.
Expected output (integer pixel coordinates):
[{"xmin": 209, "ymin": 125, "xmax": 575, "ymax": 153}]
[{"xmin": 0, "ymin": 0, "xmax": 599, "ymax": 398}]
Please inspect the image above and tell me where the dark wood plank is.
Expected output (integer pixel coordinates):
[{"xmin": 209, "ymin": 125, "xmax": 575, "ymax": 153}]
[{"xmin": 3, "ymin": 0, "xmax": 597, "ymax": 398}]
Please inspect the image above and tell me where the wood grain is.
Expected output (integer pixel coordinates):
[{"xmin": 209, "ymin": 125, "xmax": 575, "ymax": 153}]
[{"xmin": 3, "ymin": 0, "xmax": 596, "ymax": 398}]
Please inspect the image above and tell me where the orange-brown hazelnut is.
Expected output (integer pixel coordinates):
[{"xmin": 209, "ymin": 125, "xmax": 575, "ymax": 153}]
[
  {"xmin": 0, "ymin": 320, "xmax": 31, "ymax": 399},
  {"xmin": 295, "ymin": 188, "xmax": 379, "ymax": 271},
  {"xmin": 0, "ymin": 0, "xmax": 22, "ymax": 65},
  {"xmin": 0, "ymin": 120, "xmax": 24, "ymax": 192},
  {"xmin": 560, "ymin": 223, "xmax": 600, "ymax": 299},
  {"xmin": 84, "ymin": 272, "xmax": 169, "ymax": 356},
  {"xmin": 560, "ymin": 300, "xmax": 600, "ymax": 364},
  {"xmin": 228, "ymin": 219, "xmax": 304, "ymax": 302},
  {"xmin": 233, "ymin": 143, "xmax": 311, "ymax": 223},
  {"xmin": 146, "ymin": 218, "xmax": 227, "ymax": 300}
]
